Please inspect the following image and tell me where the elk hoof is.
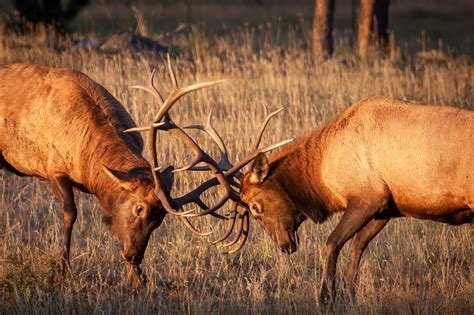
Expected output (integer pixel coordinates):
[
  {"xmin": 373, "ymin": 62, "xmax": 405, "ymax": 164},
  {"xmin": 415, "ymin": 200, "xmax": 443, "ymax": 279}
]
[{"xmin": 127, "ymin": 263, "xmax": 147, "ymax": 289}]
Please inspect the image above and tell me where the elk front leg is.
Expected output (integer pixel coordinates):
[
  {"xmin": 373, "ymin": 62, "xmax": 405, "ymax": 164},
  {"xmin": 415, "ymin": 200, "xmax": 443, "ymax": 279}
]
[
  {"xmin": 346, "ymin": 217, "xmax": 389, "ymax": 299},
  {"xmin": 51, "ymin": 175, "xmax": 77, "ymax": 275},
  {"xmin": 319, "ymin": 197, "xmax": 386, "ymax": 304}
]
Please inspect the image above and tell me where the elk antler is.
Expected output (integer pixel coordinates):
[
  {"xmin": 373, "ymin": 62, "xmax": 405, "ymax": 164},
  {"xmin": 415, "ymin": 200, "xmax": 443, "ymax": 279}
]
[
  {"xmin": 126, "ymin": 54, "xmax": 293, "ymax": 241},
  {"xmin": 182, "ymin": 105, "xmax": 293, "ymax": 254},
  {"xmin": 177, "ymin": 105, "xmax": 293, "ymax": 219},
  {"xmin": 125, "ymin": 53, "xmax": 227, "ymax": 234}
]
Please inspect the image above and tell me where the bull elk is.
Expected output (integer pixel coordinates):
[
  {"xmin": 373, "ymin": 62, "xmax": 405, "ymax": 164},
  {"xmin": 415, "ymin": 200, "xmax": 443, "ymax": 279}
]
[
  {"xmin": 235, "ymin": 97, "xmax": 472, "ymax": 303},
  {"xmin": 0, "ymin": 55, "xmax": 291, "ymax": 287}
]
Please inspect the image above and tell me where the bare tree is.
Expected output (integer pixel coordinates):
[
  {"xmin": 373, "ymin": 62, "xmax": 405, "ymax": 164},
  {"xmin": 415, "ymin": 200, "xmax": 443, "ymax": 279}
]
[
  {"xmin": 374, "ymin": 0, "xmax": 390, "ymax": 50},
  {"xmin": 358, "ymin": 0, "xmax": 390, "ymax": 58},
  {"xmin": 311, "ymin": 0, "xmax": 390, "ymax": 60},
  {"xmin": 312, "ymin": 0, "xmax": 335, "ymax": 62}
]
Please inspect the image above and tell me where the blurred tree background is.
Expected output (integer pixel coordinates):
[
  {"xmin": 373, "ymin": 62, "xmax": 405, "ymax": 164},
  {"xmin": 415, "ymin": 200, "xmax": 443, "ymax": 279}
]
[
  {"xmin": 9, "ymin": 0, "xmax": 89, "ymax": 31},
  {"xmin": 0, "ymin": 0, "xmax": 472, "ymax": 56}
]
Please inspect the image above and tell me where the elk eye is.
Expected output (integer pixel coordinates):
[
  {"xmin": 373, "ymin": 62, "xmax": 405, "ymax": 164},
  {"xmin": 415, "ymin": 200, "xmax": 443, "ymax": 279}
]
[
  {"xmin": 251, "ymin": 203, "xmax": 262, "ymax": 213},
  {"xmin": 135, "ymin": 205, "xmax": 144, "ymax": 216}
]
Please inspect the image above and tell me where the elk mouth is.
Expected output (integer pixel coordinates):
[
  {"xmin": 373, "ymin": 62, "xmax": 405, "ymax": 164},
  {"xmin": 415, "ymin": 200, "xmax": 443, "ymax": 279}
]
[{"xmin": 277, "ymin": 230, "xmax": 299, "ymax": 254}]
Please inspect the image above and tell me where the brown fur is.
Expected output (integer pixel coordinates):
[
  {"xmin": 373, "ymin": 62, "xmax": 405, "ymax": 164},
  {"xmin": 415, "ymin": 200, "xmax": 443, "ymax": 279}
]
[
  {"xmin": 0, "ymin": 63, "xmax": 167, "ymax": 287},
  {"xmin": 241, "ymin": 96, "xmax": 473, "ymax": 303}
]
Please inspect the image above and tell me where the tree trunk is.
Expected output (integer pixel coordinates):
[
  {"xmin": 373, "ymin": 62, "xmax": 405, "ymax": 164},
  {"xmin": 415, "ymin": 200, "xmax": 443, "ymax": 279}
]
[
  {"xmin": 357, "ymin": 0, "xmax": 375, "ymax": 58},
  {"xmin": 185, "ymin": 0, "xmax": 192, "ymax": 23},
  {"xmin": 358, "ymin": 0, "xmax": 390, "ymax": 58},
  {"xmin": 374, "ymin": 0, "xmax": 390, "ymax": 52},
  {"xmin": 312, "ymin": 0, "xmax": 335, "ymax": 62}
]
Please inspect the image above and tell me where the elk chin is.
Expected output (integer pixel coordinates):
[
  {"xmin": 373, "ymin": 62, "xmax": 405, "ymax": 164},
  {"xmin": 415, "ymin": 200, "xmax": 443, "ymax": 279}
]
[
  {"xmin": 288, "ymin": 229, "xmax": 300, "ymax": 253},
  {"xmin": 274, "ymin": 230, "xmax": 298, "ymax": 254}
]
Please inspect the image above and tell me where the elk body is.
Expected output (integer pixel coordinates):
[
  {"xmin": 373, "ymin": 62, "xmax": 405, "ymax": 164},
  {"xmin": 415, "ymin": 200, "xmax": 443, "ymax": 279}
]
[
  {"xmin": 240, "ymin": 97, "xmax": 473, "ymax": 303},
  {"xmin": 0, "ymin": 60, "xmax": 291, "ymax": 287},
  {"xmin": 0, "ymin": 62, "xmax": 176, "ymax": 286}
]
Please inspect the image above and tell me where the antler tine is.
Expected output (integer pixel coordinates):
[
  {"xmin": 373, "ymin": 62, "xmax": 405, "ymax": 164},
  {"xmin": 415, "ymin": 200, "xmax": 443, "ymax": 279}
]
[
  {"xmin": 210, "ymin": 202, "xmax": 238, "ymax": 244},
  {"xmin": 182, "ymin": 189, "xmax": 238, "ymax": 218},
  {"xmin": 224, "ymin": 138, "xmax": 295, "ymax": 180},
  {"xmin": 221, "ymin": 213, "xmax": 245, "ymax": 248},
  {"xmin": 130, "ymin": 69, "xmax": 165, "ymax": 104},
  {"xmin": 124, "ymin": 122, "xmax": 165, "ymax": 133},
  {"xmin": 178, "ymin": 216, "xmax": 212, "ymax": 236},
  {"xmin": 253, "ymin": 106, "xmax": 284, "ymax": 150},
  {"xmin": 149, "ymin": 68, "xmax": 165, "ymax": 103},
  {"xmin": 224, "ymin": 212, "xmax": 250, "ymax": 254},
  {"xmin": 165, "ymin": 123, "xmax": 223, "ymax": 175},
  {"xmin": 153, "ymin": 80, "xmax": 226, "ymax": 123},
  {"xmin": 184, "ymin": 106, "xmax": 290, "ymax": 182},
  {"xmin": 167, "ymin": 53, "xmax": 178, "ymax": 89},
  {"xmin": 130, "ymin": 85, "xmax": 158, "ymax": 97},
  {"xmin": 184, "ymin": 110, "xmax": 233, "ymax": 172},
  {"xmin": 204, "ymin": 109, "xmax": 230, "ymax": 158},
  {"xmin": 193, "ymin": 197, "xmax": 228, "ymax": 220},
  {"xmin": 153, "ymin": 54, "xmax": 225, "ymax": 124}
]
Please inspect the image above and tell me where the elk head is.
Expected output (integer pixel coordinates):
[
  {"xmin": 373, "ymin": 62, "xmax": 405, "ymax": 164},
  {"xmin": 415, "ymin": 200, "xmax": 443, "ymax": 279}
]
[
  {"xmin": 101, "ymin": 166, "xmax": 167, "ymax": 265},
  {"xmin": 198, "ymin": 107, "xmax": 296, "ymax": 254},
  {"xmin": 240, "ymin": 153, "xmax": 306, "ymax": 254}
]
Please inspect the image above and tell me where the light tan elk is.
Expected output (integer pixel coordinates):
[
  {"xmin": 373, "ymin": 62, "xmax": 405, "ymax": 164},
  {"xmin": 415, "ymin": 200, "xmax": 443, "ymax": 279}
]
[
  {"xmin": 0, "ymin": 56, "xmax": 291, "ymax": 287},
  {"xmin": 237, "ymin": 97, "xmax": 473, "ymax": 303}
]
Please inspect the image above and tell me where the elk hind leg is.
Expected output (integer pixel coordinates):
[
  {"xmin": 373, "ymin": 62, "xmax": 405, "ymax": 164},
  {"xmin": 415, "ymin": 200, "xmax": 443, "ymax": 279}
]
[
  {"xmin": 51, "ymin": 175, "xmax": 77, "ymax": 276},
  {"xmin": 319, "ymin": 196, "xmax": 387, "ymax": 304}
]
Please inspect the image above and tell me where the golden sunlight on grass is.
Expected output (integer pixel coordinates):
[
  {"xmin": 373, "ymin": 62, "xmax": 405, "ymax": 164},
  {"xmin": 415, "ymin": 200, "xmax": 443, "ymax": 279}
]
[{"xmin": 0, "ymin": 25, "xmax": 472, "ymax": 314}]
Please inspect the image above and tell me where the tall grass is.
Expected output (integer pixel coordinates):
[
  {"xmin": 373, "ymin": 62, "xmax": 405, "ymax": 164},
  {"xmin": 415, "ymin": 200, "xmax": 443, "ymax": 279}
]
[{"xmin": 0, "ymin": 26, "xmax": 473, "ymax": 314}]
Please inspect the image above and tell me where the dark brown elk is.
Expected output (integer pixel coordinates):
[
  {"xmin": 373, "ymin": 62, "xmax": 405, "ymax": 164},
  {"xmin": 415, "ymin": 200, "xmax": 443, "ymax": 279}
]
[
  {"xmin": 0, "ymin": 56, "xmax": 291, "ymax": 287},
  {"xmin": 237, "ymin": 97, "xmax": 473, "ymax": 303}
]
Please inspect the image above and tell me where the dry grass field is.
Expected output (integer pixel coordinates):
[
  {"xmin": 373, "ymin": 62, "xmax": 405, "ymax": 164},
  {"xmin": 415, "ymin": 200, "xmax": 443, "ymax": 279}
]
[{"xmin": 0, "ymin": 16, "xmax": 473, "ymax": 314}]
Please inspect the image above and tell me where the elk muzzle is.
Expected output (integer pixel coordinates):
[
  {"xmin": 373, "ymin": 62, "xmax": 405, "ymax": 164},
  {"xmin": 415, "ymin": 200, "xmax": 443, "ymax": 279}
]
[
  {"xmin": 273, "ymin": 224, "xmax": 299, "ymax": 254},
  {"xmin": 121, "ymin": 234, "xmax": 148, "ymax": 265}
]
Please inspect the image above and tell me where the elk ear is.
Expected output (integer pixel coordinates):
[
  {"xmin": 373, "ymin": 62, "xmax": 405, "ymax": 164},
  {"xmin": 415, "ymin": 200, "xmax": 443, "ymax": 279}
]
[
  {"xmin": 102, "ymin": 166, "xmax": 136, "ymax": 191},
  {"xmin": 249, "ymin": 153, "xmax": 270, "ymax": 184}
]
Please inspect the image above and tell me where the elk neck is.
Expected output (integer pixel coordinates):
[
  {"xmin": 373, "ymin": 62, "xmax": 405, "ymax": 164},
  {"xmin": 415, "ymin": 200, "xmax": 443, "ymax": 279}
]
[
  {"xmin": 268, "ymin": 128, "xmax": 336, "ymax": 223},
  {"xmin": 69, "ymin": 78, "xmax": 153, "ymax": 202}
]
